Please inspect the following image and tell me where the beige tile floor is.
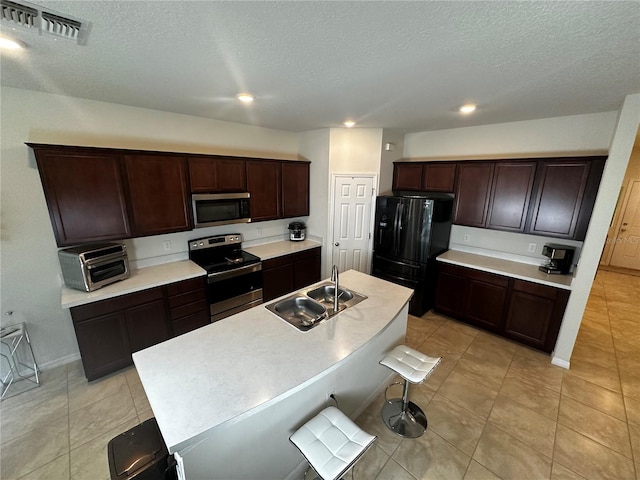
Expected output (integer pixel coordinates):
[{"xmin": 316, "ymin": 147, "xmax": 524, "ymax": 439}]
[{"xmin": 1, "ymin": 269, "xmax": 639, "ymax": 480}]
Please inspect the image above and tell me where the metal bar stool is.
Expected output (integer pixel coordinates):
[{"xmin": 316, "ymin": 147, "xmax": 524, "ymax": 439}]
[
  {"xmin": 290, "ymin": 406, "xmax": 376, "ymax": 480},
  {"xmin": 379, "ymin": 344, "xmax": 441, "ymax": 438},
  {"xmin": 1, "ymin": 323, "xmax": 40, "ymax": 400}
]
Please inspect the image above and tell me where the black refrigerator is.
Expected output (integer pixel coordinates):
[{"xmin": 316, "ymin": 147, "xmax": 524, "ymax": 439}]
[{"xmin": 371, "ymin": 194, "xmax": 453, "ymax": 316}]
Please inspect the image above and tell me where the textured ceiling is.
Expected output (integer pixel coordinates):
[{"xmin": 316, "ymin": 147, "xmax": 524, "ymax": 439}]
[{"xmin": 1, "ymin": 1, "xmax": 639, "ymax": 133}]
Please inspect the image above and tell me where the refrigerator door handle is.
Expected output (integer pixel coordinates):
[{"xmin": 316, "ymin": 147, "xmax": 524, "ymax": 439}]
[{"xmin": 394, "ymin": 203, "xmax": 403, "ymax": 255}]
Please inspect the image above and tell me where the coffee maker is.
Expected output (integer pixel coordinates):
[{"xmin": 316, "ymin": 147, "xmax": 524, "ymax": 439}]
[{"xmin": 539, "ymin": 243, "xmax": 575, "ymax": 275}]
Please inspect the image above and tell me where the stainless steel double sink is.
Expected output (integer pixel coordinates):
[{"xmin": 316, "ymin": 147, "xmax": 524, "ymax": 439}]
[{"xmin": 265, "ymin": 281, "xmax": 367, "ymax": 331}]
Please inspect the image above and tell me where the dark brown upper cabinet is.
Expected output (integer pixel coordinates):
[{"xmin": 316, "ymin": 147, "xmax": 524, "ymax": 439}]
[
  {"xmin": 526, "ymin": 158, "xmax": 605, "ymax": 240},
  {"xmin": 422, "ymin": 163, "xmax": 457, "ymax": 192},
  {"xmin": 246, "ymin": 159, "xmax": 282, "ymax": 221},
  {"xmin": 486, "ymin": 162, "xmax": 536, "ymax": 232},
  {"xmin": 30, "ymin": 144, "xmax": 131, "ymax": 247},
  {"xmin": 392, "ymin": 162, "xmax": 456, "ymax": 193},
  {"xmin": 123, "ymin": 154, "xmax": 191, "ymax": 237},
  {"xmin": 453, "ymin": 162, "xmax": 495, "ymax": 227},
  {"xmin": 188, "ymin": 156, "xmax": 246, "ymax": 193},
  {"xmin": 393, "ymin": 163, "xmax": 424, "ymax": 191},
  {"xmin": 282, "ymin": 161, "xmax": 310, "ymax": 217}
]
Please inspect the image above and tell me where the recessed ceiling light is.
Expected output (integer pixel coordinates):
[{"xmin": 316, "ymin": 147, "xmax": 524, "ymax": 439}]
[
  {"xmin": 343, "ymin": 120, "xmax": 356, "ymax": 128},
  {"xmin": 236, "ymin": 93, "xmax": 254, "ymax": 103},
  {"xmin": 0, "ymin": 36, "xmax": 24, "ymax": 50},
  {"xmin": 459, "ymin": 104, "xmax": 477, "ymax": 114}
]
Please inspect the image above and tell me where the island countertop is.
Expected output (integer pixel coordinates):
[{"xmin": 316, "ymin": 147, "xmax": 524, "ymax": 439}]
[
  {"xmin": 437, "ymin": 250, "xmax": 573, "ymax": 290},
  {"xmin": 132, "ymin": 270, "xmax": 413, "ymax": 451}
]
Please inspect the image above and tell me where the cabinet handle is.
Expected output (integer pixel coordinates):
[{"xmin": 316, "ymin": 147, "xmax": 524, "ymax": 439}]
[{"xmin": 621, "ymin": 228, "xmax": 627, "ymax": 232}]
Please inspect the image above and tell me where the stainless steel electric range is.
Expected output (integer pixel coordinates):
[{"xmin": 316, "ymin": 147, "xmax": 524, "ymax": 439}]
[{"xmin": 188, "ymin": 234, "xmax": 262, "ymax": 322}]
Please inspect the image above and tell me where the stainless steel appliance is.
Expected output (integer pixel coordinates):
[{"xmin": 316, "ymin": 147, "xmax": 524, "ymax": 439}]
[
  {"xmin": 192, "ymin": 193, "xmax": 251, "ymax": 228},
  {"xmin": 372, "ymin": 194, "xmax": 453, "ymax": 315},
  {"xmin": 188, "ymin": 234, "xmax": 262, "ymax": 322},
  {"xmin": 58, "ymin": 243, "xmax": 130, "ymax": 292},
  {"xmin": 288, "ymin": 221, "xmax": 306, "ymax": 241},
  {"xmin": 539, "ymin": 243, "xmax": 575, "ymax": 274}
]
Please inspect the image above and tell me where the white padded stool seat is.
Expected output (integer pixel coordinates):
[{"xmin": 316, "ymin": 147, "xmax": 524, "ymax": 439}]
[
  {"xmin": 380, "ymin": 344, "xmax": 441, "ymax": 383},
  {"xmin": 290, "ymin": 406, "xmax": 376, "ymax": 480}
]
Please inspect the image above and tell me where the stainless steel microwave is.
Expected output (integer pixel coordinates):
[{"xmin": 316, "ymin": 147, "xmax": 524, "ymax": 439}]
[
  {"xmin": 58, "ymin": 243, "xmax": 130, "ymax": 292},
  {"xmin": 192, "ymin": 193, "xmax": 251, "ymax": 228}
]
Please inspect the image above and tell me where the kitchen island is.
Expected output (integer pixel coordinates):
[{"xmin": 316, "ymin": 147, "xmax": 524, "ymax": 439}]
[{"xmin": 133, "ymin": 270, "xmax": 413, "ymax": 480}]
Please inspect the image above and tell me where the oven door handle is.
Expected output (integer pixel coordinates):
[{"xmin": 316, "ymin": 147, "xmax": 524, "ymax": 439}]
[{"xmin": 207, "ymin": 262, "xmax": 262, "ymax": 283}]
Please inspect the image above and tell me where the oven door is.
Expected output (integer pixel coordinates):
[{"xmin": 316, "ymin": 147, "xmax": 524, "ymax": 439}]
[
  {"xmin": 84, "ymin": 254, "xmax": 131, "ymax": 291},
  {"xmin": 207, "ymin": 263, "xmax": 263, "ymax": 322}
]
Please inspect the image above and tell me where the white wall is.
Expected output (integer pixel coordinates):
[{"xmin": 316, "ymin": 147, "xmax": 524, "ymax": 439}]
[
  {"xmin": 404, "ymin": 112, "xmax": 617, "ymax": 160},
  {"xmin": 0, "ymin": 87, "xmax": 299, "ymax": 369},
  {"xmin": 380, "ymin": 129, "xmax": 405, "ymax": 194},
  {"xmin": 403, "ymin": 110, "xmax": 632, "ymax": 366}
]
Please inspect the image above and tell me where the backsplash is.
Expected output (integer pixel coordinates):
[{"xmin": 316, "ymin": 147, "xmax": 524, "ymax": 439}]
[{"xmin": 449, "ymin": 225, "xmax": 583, "ymax": 268}]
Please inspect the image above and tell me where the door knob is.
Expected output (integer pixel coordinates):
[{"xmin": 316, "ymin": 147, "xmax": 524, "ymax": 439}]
[{"xmin": 335, "ymin": 242, "xmax": 340, "ymax": 246}]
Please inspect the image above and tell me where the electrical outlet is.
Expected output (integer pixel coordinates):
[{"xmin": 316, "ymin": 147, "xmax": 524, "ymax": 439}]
[
  {"xmin": 162, "ymin": 241, "xmax": 171, "ymax": 251},
  {"xmin": 326, "ymin": 387, "xmax": 335, "ymax": 402},
  {"xmin": 528, "ymin": 243, "xmax": 537, "ymax": 253},
  {"xmin": 463, "ymin": 234, "xmax": 470, "ymax": 242}
]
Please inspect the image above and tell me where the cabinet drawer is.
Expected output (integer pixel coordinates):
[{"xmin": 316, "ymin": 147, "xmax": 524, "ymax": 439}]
[
  {"xmin": 166, "ymin": 276, "xmax": 205, "ymax": 296},
  {"xmin": 172, "ymin": 311, "xmax": 210, "ymax": 337},
  {"xmin": 439, "ymin": 263, "xmax": 507, "ymax": 287},
  {"xmin": 170, "ymin": 299, "xmax": 209, "ymax": 320},
  {"xmin": 263, "ymin": 255, "xmax": 292, "ymax": 270},
  {"xmin": 71, "ymin": 287, "xmax": 163, "ymax": 321},
  {"xmin": 512, "ymin": 279, "xmax": 558, "ymax": 300},
  {"xmin": 168, "ymin": 289, "xmax": 205, "ymax": 309}
]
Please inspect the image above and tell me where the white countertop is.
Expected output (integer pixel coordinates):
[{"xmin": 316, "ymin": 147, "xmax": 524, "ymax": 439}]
[
  {"xmin": 437, "ymin": 250, "xmax": 573, "ymax": 290},
  {"xmin": 61, "ymin": 260, "xmax": 206, "ymax": 308},
  {"xmin": 244, "ymin": 239, "xmax": 322, "ymax": 260},
  {"xmin": 132, "ymin": 270, "xmax": 413, "ymax": 451}
]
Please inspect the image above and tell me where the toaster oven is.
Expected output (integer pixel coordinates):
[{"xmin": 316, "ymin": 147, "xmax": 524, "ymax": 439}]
[{"xmin": 58, "ymin": 243, "xmax": 130, "ymax": 291}]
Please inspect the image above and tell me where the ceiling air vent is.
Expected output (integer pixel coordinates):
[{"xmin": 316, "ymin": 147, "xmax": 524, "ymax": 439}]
[
  {"xmin": 0, "ymin": 0, "xmax": 37, "ymax": 28},
  {"xmin": 41, "ymin": 11, "xmax": 81, "ymax": 41},
  {"xmin": 0, "ymin": 0, "xmax": 89, "ymax": 45}
]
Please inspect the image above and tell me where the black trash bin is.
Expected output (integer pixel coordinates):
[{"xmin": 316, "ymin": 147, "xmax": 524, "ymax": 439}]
[{"xmin": 108, "ymin": 417, "xmax": 176, "ymax": 480}]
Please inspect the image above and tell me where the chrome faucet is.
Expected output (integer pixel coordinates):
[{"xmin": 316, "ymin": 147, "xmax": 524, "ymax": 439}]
[{"xmin": 331, "ymin": 265, "xmax": 340, "ymax": 312}]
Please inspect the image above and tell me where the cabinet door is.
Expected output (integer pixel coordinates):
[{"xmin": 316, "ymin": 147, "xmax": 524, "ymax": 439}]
[
  {"xmin": 465, "ymin": 279, "xmax": 508, "ymax": 332},
  {"xmin": 293, "ymin": 248, "xmax": 322, "ymax": 289},
  {"xmin": 217, "ymin": 158, "xmax": 247, "ymax": 192},
  {"xmin": 434, "ymin": 268, "xmax": 469, "ymax": 318},
  {"xmin": 124, "ymin": 154, "xmax": 191, "ymax": 236},
  {"xmin": 73, "ymin": 311, "xmax": 131, "ymax": 381},
  {"xmin": 504, "ymin": 280, "xmax": 569, "ymax": 352},
  {"xmin": 33, "ymin": 148, "xmax": 130, "ymax": 246},
  {"xmin": 125, "ymin": 299, "xmax": 170, "ymax": 353},
  {"xmin": 247, "ymin": 160, "xmax": 282, "ymax": 221},
  {"xmin": 188, "ymin": 157, "xmax": 217, "ymax": 193},
  {"xmin": 282, "ymin": 162, "xmax": 310, "ymax": 217},
  {"xmin": 486, "ymin": 162, "xmax": 536, "ymax": 232},
  {"xmin": 527, "ymin": 160, "xmax": 590, "ymax": 238},
  {"xmin": 263, "ymin": 256, "xmax": 295, "ymax": 301},
  {"xmin": 454, "ymin": 163, "xmax": 494, "ymax": 227},
  {"xmin": 393, "ymin": 163, "xmax": 424, "ymax": 191},
  {"xmin": 423, "ymin": 163, "xmax": 457, "ymax": 192}
]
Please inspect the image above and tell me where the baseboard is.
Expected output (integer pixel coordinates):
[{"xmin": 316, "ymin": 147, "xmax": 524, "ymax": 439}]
[
  {"xmin": 38, "ymin": 353, "xmax": 81, "ymax": 372},
  {"xmin": 598, "ymin": 265, "xmax": 640, "ymax": 277},
  {"xmin": 551, "ymin": 356, "xmax": 570, "ymax": 369}
]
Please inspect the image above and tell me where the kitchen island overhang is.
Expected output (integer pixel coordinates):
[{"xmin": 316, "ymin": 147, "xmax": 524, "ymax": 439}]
[{"xmin": 133, "ymin": 270, "xmax": 413, "ymax": 479}]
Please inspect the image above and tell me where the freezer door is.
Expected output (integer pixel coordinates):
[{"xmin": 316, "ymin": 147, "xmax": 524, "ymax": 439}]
[
  {"xmin": 397, "ymin": 197, "xmax": 434, "ymax": 263},
  {"xmin": 374, "ymin": 196, "xmax": 402, "ymax": 257}
]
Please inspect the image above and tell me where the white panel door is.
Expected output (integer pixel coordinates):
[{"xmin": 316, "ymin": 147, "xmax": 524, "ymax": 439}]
[
  {"xmin": 611, "ymin": 179, "xmax": 640, "ymax": 270},
  {"xmin": 332, "ymin": 176, "xmax": 375, "ymax": 273}
]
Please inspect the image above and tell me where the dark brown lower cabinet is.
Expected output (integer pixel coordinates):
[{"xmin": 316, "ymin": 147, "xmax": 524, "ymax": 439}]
[
  {"xmin": 435, "ymin": 263, "xmax": 569, "ymax": 352},
  {"xmin": 504, "ymin": 280, "xmax": 570, "ymax": 351},
  {"xmin": 70, "ymin": 276, "xmax": 208, "ymax": 380},
  {"xmin": 263, "ymin": 247, "xmax": 322, "ymax": 302},
  {"xmin": 166, "ymin": 277, "xmax": 209, "ymax": 336}
]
